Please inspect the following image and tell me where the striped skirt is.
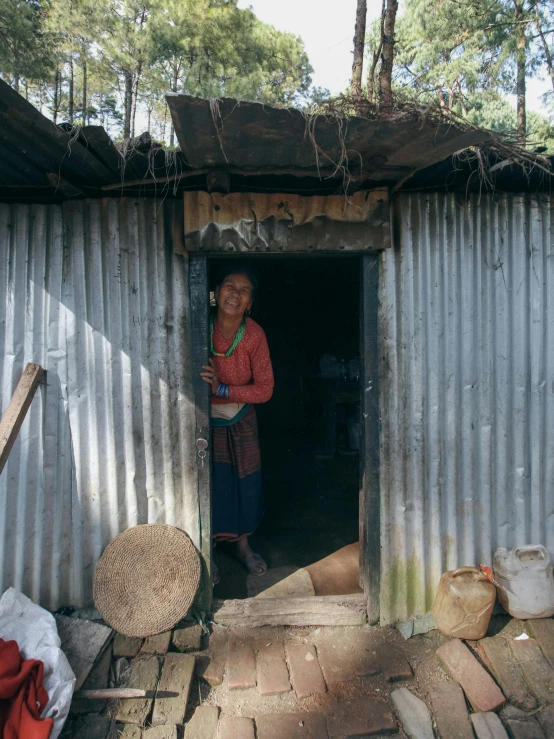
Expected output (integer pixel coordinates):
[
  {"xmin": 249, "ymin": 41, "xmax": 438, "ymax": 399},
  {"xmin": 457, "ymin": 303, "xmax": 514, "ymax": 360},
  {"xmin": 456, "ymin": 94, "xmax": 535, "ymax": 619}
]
[{"xmin": 211, "ymin": 405, "xmax": 264, "ymax": 542}]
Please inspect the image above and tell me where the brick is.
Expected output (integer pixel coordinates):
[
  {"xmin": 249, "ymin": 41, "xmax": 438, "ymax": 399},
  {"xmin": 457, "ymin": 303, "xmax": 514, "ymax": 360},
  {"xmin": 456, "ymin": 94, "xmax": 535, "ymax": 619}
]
[
  {"xmin": 471, "ymin": 712, "xmax": 509, "ymax": 739},
  {"xmin": 144, "ymin": 727, "xmax": 178, "ymax": 739},
  {"xmin": 326, "ymin": 698, "xmax": 397, "ymax": 737},
  {"xmin": 227, "ymin": 640, "xmax": 256, "ymax": 689},
  {"xmin": 313, "ymin": 627, "xmax": 380, "ymax": 683},
  {"xmin": 114, "ymin": 634, "xmax": 143, "ymax": 658},
  {"xmin": 172, "ymin": 624, "xmax": 203, "ymax": 652},
  {"xmin": 378, "ymin": 645, "xmax": 413, "ymax": 682},
  {"xmin": 140, "ymin": 632, "xmax": 172, "ymax": 656},
  {"xmin": 479, "ymin": 637, "xmax": 538, "ymax": 711},
  {"xmin": 116, "ymin": 655, "xmax": 161, "ymax": 725},
  {"xmin": 286, "ymin": 643, "xmax": 326, "ymax": 699},
  {"xmin": 527, "ymin": 620, "xmax": 554, "ymax": 671},
  {"xmin": 218, "ymin": 716, "xmax": 256, "ymax": 739},
  {"xmin": 185, "ymin": 706, "xmax": 220, "ymax": 739},
  {"xmin": 506, "ymin": 719, "xmax": 547, "ymax": 739},
  {"xmin": 428, "ymin": 681, "xmax": 474, "ymax": 739},
  {"xmin": 436, "ymin": 639, "xmax": 505, "ymax": 712},
  {"xmin": 256, "ymin": 713, "xmax": 329, "ymax": 739},
  {"xmin": 200, "ymin": 628, "xmax": 227, "ymax": 686},
  {"xmin": 511, "ymin": 638, "xmax": 554, "ymax": 706},
  {"xmin": 256, "ymin": 641, "xmax": 291, "ymax": 695},
  {"xmin": 152, "ymin": 653, "xmax": 195, "ymax": 726},
  {"xmin": 537, "ymin": 706, "xmax": 554, "ymax": 739}
]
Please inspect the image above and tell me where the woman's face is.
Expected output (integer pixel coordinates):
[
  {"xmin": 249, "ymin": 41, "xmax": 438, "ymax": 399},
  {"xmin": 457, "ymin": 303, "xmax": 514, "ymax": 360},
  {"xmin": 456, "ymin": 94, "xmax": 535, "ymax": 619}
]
[{"xmin": 215, "ymin": 273, "xmax": 254, "ymax": 319}]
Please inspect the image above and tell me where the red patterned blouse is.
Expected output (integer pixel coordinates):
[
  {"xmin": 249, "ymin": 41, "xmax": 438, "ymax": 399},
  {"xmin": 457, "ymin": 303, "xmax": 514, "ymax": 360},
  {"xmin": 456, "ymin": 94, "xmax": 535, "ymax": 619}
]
[{"xmin": 211, "ymin": 317, "xmax": 274, "ymax": 405}]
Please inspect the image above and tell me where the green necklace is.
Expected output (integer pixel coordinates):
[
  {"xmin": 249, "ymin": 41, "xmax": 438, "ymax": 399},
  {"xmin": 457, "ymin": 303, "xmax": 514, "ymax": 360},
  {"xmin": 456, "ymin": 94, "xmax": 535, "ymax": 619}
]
[{"xmin": 210, "ymin": 315, "xmax": 246, "ymax": 357}]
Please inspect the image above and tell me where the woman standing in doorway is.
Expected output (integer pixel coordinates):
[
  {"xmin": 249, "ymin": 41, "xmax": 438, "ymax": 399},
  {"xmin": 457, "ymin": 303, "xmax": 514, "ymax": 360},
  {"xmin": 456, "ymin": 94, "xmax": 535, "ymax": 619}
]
[{"xmin": 201, "ymin": 267, "xmax": 274, "ymax": 583}]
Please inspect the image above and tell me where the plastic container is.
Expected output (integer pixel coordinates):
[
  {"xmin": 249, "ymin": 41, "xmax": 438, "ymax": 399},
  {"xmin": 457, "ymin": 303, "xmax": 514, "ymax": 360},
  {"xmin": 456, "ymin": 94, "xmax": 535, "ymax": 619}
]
[
  {"xmin": 432, "ymin": 566, "xmax": 496, "ymax": 639},
  {"xmin": 493, "ymin": 545, "xmax": 554, "ymax": 619}
]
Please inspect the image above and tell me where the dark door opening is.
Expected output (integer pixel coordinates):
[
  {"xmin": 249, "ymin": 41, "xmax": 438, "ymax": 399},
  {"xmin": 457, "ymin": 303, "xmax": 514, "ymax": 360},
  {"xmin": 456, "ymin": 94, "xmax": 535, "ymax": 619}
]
[{"xmin": 210, "ymin": 256, "xmax": 362, "ymax": 601}]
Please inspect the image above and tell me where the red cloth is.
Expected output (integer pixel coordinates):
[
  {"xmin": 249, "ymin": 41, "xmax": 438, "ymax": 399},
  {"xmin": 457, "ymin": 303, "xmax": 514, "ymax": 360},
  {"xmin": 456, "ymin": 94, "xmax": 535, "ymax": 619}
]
[
  {"xmin": 0, "ymin": 639, "xmax": 53, "ymax": 739},
  {"xmin": 212, "ymin": 317, "xmax": 274, "ymax": 405}
]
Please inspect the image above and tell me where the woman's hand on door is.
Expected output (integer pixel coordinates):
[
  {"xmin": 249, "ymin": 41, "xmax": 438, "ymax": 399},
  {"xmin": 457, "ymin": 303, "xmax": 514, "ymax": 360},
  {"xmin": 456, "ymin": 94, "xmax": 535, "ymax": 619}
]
[{"xmin": 201, "ymin": 358, "xmax": 219, "ymax": 393}]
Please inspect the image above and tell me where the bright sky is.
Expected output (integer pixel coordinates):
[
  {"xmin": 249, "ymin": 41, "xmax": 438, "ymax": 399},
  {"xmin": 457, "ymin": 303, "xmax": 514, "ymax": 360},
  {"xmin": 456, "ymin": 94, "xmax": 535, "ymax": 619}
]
[{"xmin": 237, "ymin": 0, "xmax": 549, "ymax": 114}]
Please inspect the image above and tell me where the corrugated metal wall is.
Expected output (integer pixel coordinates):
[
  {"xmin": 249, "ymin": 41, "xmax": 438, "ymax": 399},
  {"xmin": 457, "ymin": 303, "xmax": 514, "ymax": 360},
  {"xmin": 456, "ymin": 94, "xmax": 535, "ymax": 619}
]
[
  {"xmin": 0, "ymin": 199, "xmax": 198, "ymax": 610},
  {"xmin": 379, "ymin": 192, "xmax": 554, "ymax": 624}
]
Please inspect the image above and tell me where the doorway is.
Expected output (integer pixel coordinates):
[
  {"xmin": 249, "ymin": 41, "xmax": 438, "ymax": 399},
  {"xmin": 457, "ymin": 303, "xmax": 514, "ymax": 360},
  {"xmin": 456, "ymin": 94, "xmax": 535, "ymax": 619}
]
[{"xmin": 205, "ymin": 256, "xmax": 373, "ymax": 604}]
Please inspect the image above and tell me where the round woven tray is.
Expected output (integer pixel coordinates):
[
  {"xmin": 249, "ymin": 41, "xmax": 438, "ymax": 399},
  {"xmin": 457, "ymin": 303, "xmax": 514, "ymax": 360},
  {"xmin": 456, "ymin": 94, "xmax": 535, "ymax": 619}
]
[{"xmin": 93, "ymin": 524, "xmax": 201, "ymax": 637}]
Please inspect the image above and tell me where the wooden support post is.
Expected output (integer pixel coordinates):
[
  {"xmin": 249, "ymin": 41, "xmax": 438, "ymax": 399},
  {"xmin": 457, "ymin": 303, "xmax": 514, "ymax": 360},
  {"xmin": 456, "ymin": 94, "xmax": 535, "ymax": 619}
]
[{"xmin": 0, "ymin": 363, "xmax": 44, "ymax": 474}]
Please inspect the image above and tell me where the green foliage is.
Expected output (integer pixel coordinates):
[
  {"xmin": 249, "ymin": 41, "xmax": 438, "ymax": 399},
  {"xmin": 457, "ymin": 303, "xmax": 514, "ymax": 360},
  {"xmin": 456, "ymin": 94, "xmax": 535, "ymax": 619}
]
[{"xmin": 0, "ymin": 0, "xmax": 54, "ymax": 85}]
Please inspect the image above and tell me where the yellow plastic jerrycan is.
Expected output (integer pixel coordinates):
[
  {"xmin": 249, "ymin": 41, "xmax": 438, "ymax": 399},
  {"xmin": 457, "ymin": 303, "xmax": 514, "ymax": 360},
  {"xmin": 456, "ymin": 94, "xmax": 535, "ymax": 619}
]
[{"xmin": 432, "ymin": 566, "xmax": 496, "ymax": 639}]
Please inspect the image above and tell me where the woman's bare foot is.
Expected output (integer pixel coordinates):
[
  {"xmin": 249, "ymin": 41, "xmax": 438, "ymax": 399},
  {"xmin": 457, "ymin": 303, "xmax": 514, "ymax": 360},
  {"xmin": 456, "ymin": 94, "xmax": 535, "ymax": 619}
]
[{"xmin": 236, "ymin": 536, "xmax": 267, "ymax": 576}]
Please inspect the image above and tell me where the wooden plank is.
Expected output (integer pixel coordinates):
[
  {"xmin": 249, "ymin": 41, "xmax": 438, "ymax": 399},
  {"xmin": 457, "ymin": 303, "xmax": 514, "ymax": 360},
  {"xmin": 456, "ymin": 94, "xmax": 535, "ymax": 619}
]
[
  {"xmin": 54, "ymin": 615, "xmax": 112, "ymax": 690},
  {"xmin": 189, "ymin": 255, "xmax": 212, "ymax": 613},
  {"xmin": 212, "ymin": 594, "xmax": 367, "ymax": 627},
  {"xmin": 0, "ymin": 363, "xmax": 44, "ymax": 474},
  {"xmin": 360, "ymin": 254, "xmax": 380, "ymax": 624}
]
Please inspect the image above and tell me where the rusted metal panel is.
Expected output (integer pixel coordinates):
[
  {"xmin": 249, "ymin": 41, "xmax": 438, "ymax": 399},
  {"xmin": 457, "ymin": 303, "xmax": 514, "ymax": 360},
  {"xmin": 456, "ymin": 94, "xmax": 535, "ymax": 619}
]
[
  {"xmin": 0, "ymin": 199, "xmax": 199, "ymax": 610},
  {"xmin": 379, "ymin": 192, "xmax": 554, "ymax": 625},
  {"xmin": 183, "ymin": 190, "xmax": 390, "ymax": 252}
]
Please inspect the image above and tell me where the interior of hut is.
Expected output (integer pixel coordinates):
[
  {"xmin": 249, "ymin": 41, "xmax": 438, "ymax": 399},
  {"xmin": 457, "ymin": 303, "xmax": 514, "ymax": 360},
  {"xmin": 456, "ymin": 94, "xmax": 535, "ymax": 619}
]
[{"xmin": 211, "ymin": 256, "xmax": 362, "ymax": 600}]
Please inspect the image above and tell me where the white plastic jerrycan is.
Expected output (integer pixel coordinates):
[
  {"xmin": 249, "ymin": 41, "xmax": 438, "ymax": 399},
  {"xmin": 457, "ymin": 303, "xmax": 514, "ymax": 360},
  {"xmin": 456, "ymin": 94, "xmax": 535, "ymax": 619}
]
[{"xmin": 493, "ymin": 545, "xmax": 554, "ymax": 619}]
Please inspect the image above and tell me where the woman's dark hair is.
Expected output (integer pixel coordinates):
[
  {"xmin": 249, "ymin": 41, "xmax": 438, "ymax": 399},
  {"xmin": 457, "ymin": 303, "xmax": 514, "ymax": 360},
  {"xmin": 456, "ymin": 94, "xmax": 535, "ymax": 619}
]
[{"xmin": 216, "ymin": 265, "xmax": 258, "ymax": 299}]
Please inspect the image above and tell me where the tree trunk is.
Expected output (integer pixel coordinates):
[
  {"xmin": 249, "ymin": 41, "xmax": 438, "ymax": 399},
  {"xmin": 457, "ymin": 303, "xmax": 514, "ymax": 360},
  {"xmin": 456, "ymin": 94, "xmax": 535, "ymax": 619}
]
[
  {"xmin": 378, "ymin": 0, "xmax": 399, "ymax": 108},
  {"xmin": 69, "ymin": 56, "xmax": 74, "ymax": 124},
  {"xmin": 350, "ymin": 0, "xmax": 367, "ymax": 99},
  {"xmin": 131, "ymin": 64, "xmax": 142, "ymax": 140},
  {"xmin": 82, "ymin": 58, "xmax": 87, "ymax": 124},
  {"xmin": 124, "ymin": 72, "xmax": 133, "ymax": 139},
  {"xmin": 367, "ymin": 0, "xmax": 386, "ymax": 104},
  {"xmin": 535, "ymin": 17, "xmax": 554, "ymax": 94},
  {"xmin": 515, "ymin": 0, "xmax": 526, "ymax": 143},
  {"xmin": 53, "ymin": 68, "xmax": 60, "ymax": 123}
]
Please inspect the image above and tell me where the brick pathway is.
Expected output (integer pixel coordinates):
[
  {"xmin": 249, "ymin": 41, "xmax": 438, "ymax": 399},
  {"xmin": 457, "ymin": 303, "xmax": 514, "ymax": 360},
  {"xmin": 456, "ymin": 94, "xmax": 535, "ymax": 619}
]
[{"xmin": 60, "ymin": 615, "xmax": 554, "ymax": 738}]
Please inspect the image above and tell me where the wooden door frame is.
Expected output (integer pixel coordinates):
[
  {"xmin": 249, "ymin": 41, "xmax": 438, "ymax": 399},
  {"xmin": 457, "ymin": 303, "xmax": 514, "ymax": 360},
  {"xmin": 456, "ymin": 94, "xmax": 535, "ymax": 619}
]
[{"xmin": 188, "ymin": 253, "xmax": 381, "ymax": 624}]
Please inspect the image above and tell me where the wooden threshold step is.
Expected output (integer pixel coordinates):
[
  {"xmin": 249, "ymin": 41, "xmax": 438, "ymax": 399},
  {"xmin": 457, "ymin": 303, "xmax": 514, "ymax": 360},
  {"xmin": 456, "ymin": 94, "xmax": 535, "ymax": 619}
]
[{"xmin": 212, "ymin": 594, "xmax": 367, "ymax": 627}]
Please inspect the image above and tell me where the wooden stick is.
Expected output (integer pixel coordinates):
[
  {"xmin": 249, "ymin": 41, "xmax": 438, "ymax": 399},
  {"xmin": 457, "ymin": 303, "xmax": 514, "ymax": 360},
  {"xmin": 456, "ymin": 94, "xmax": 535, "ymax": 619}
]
[
  {"xmin": 74, "ymin": 688, "xmax": 179, "ymax": 700},
  {"xmin": 0, "ymin": 363, "xmax": 44, "ymax": 475}
]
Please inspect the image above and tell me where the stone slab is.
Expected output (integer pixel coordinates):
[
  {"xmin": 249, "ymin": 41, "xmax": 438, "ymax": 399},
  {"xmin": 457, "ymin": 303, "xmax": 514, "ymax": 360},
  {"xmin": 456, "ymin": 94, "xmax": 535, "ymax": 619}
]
[
  {"xmin": 152, "ymin": 653, "xmax": 196, "ymax": 726},
  {"xmin": 185, "ymin": 706, "xmax": 220, "ymax": 738},
  {"xmin": 172, "ymin": 624, "xmax": 203, "ymax": 652},
  {"xmin": 527, "ymin": 620, "xmax": 554, "ymax": 671},
  {"xmin": 479, "ymin": 636, "xmax": 538, "ymax": 711},
  {"xmin": 428, "ymin": 681, "xmax": 474, "ymax": 739},
  {"xmin": 511, "ymin": 638, "xmax": 554, "ymax": 706},
  {"xmin": 286, "ymin": 643, "xmax": 326, "ymax": 699},
  {"xmin": 471, "ymin": 712, "xmax": 509, "ymax": 739},
  {"xmin": 66, "ymin": 715, "xmax": 113, "ymax": 739},
  {"xmin": 378, "ymin": 646, "xmax": 413, "ymax": 682},
  {"xmin": 436, "ymin": 639, "xmax": 505, "ymax": 712},
  {"xmin": 117, "ymin": 726, "xmax": 143, "ymax": 739},
  {"xmin": 537, "ymin": 706, "xmax": 554, "ymax": 739},
  {"xmin": 326, "ymin": 698, "xmax": 397, "ymax": 737},
  {"xmin": 256, "ymin": 713, "xmax": 329, "ymax": 739},
  {"xmin": 71, "ymin": 643, "xmax": 113, "ymax": 715},
  {"xmin": 217, "ymin": 716, "xmax": 256, "ymax": 739},
  {"xmin": 506, "ymin": 719, "xmax": 547, "ymax": 739},
  {"xmin": 117, "ymin": 727, "xmax": 143, "ymax": 739},
  {"xmin": 116, "ymin": 655, "xmax": 161, "ymax": 725},
  {"xmin": 391, "ymin": 688, "xmax": 433, "ymax": 739},
  {"xmin": 140, "ymin": 632, "xmax": 172, "ymax": 656},
  {"xmin": 227, "ymin": 639, "xmax": 257, "ymax": 690},
  {"xmin": 143, "ymin": 728, "xmax": 178, "ymax": 739},
  {"xmin": 114, "ymin": 634, "xmax": 143, "ymax": 658},
  {"xmin": 256, "ymin": 640, "xmax": 291, "ymax": 695},
  {"xmin": 313, "ymin": 627, "xmax": 380, "ymax": 683},
  {"xmin": 54, "ymin": 615, "xmax": 112, "ymax": 690}
]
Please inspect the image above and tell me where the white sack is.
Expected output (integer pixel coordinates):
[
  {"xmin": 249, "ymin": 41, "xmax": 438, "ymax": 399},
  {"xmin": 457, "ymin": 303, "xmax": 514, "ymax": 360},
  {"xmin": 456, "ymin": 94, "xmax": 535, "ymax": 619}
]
[{"xmin": 0, "ymin": 588, "xmax": 75, "ymax": 739}]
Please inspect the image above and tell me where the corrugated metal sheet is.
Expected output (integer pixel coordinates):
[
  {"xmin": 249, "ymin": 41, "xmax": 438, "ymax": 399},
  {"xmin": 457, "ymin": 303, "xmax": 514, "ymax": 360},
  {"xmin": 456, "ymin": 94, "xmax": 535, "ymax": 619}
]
[
  {"xmin": 379, "ymin": 192, "xmax": 554, "ymax": 624},
  {"xmin": 0, "ymin": 199, "xmax": 198, "ymax": 610}
]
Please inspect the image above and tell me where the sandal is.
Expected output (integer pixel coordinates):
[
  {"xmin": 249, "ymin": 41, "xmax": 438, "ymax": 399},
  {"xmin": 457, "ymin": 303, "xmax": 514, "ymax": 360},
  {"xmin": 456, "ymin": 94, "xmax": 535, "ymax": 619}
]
[{"xmin": 240, "ymin": 551, "xmax": 268, "ymax": 577}]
